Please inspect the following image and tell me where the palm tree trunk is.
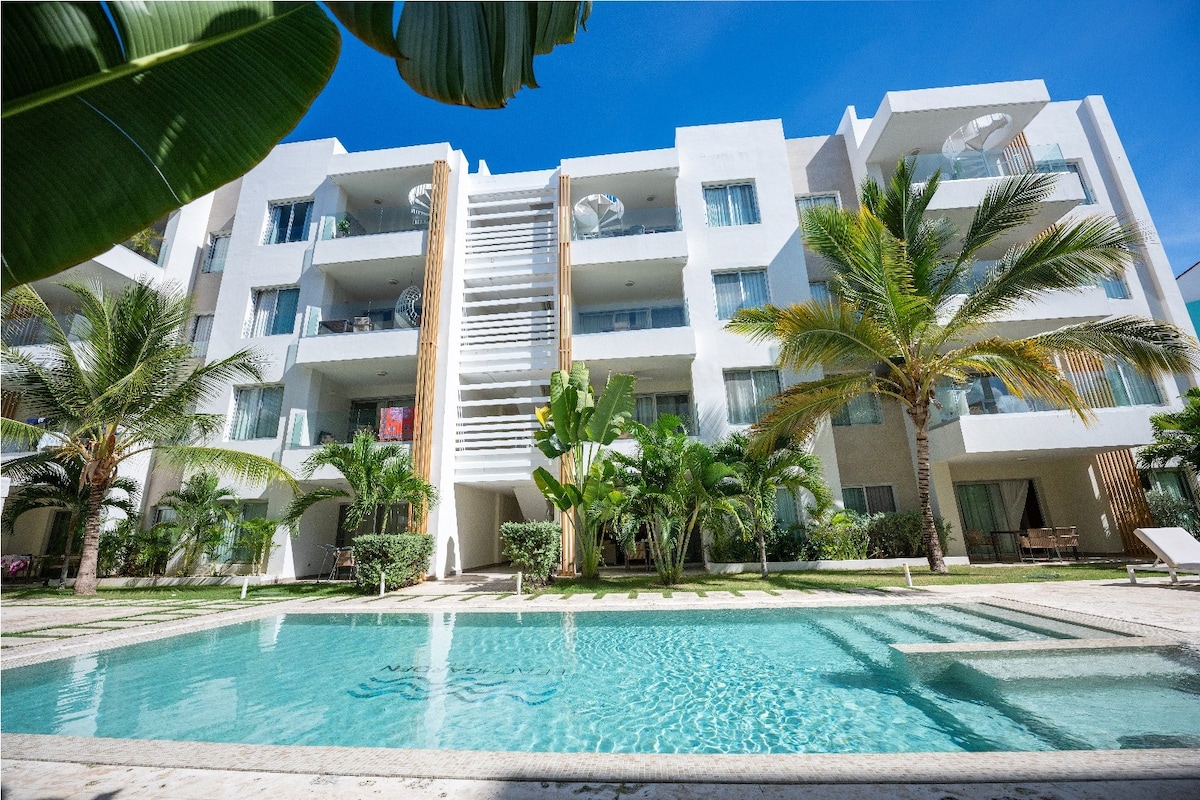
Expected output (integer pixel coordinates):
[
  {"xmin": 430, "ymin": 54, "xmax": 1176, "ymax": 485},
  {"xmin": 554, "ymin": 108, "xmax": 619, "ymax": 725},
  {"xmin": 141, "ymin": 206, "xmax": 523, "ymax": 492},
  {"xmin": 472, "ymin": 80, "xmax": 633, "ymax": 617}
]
[
  {"xmin": 908, "ymin": 404, "xmax": 948, "ymax": 574},
  {"xmin": 74, "ymin": 482, "xmax": 107, "ymax": 595},
  {"xmin": 758, "ymin": 525, "xmax": 769, "ymax": 580}
]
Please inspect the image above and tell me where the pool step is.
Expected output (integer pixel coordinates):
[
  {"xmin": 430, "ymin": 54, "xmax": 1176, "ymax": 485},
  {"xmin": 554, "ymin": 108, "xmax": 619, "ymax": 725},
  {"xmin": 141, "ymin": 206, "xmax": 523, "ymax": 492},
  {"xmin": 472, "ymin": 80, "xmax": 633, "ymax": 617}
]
[
  {"xmin": 907, "ymin": 605, "xmax": 1051, "ymax": 642},
  {"xmin": 965, "ymin": 603, "xmax": 1127, "ymax": 640}
]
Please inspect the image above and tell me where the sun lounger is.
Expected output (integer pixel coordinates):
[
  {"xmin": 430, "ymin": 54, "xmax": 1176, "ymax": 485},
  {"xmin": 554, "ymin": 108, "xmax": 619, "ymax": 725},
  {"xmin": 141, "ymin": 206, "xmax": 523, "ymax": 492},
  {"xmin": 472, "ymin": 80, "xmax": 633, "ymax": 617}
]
[{"xmin": 1127, "ymin": 527, "xmax": 1200, "ymax": 584}]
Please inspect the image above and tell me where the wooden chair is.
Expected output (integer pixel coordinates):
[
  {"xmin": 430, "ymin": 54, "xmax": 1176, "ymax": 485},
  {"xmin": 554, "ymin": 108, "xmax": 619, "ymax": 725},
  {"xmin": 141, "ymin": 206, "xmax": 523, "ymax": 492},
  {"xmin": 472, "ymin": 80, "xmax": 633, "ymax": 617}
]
[
  {"xmin": 1020, "ymin": 528, "xmax": 1059, "ymax": 561},
  {"xmin": 964, "ymin": 529, "xmax": 998, "ymax": 562},
  {"xmin": 1053, "ymin": 526, "xmax": 1079, "ymax": 560},
  {"xmin": 331, "ymin": 547, "xmax": 356, "ymax": 581}
]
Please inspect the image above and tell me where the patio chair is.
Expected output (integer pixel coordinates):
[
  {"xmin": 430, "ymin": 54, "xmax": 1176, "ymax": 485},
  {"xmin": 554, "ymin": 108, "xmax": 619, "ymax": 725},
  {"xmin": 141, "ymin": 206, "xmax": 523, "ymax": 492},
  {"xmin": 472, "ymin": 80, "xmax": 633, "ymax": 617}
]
[
  {"xmin": 1019, "ymin": 528, "xmax": 1059, "ymax": 561},
  {"xmin": 1127, "ymin": 527, "xmax": 1200, "ymax": 584},
  {"xmin": 1053, "ymin": 526, "xmax": 1080, "ymax": 560},
  {"xmin": 331, "ymin": 547, "xmax": 356, "ymax": 581},
  {"xmin": 964, "ymin": 529, "xmax": 998, "ymax": 562}
]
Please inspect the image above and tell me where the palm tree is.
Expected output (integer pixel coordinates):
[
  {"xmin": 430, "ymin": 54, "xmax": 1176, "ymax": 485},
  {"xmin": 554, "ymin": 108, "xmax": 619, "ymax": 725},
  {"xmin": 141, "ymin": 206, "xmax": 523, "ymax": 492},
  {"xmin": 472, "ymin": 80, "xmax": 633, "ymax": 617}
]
[
  {"xmin": 1, "ymin": 460, "xmax": 138, "ymax": 588},
  {"xmin": 728, "ymin": 159, "xmax": 1198, "ymax": 573},
  {"xmin": 611, "ymin": 415, "xmax": 739, "ymax": 585},
  {"xmin": 1, "ymin": 280, "xmax": 293, "ymax": 594},
  {"xmin": 1138, "ymin": 387, "xmax": 1200, "ymax": 473},
  {"xmin": 152, "ymin": 473, "xmax": 240, "ymax": 576},
  {"xmin": 715, "ymin": 433, "xmax": 832, "ymax": 579},
  {"xmin": 236, "ymin": 516, "xmax": 283, "ymax": 576},
  {"xmin": 284, "ymin": 428, "xmax": 438, "ymax": 541}
]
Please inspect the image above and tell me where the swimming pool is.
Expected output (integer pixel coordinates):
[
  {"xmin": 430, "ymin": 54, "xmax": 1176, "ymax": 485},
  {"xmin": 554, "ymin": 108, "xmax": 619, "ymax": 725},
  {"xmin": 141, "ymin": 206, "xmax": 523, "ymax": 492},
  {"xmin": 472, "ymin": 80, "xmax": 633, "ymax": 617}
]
[{"xmin": 3, "ymin": 605, "xmax": 1198, "ymax": 754}]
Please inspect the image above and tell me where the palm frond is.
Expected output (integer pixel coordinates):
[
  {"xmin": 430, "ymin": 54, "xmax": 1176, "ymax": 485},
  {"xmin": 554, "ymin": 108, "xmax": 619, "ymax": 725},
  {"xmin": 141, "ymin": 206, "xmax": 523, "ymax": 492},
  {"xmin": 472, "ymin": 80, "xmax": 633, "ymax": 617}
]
[
  {"xmin": 726, "ymin": 302, "xmax": 899, "ymax": 374},
  {"xmin": 956, "ymin": 172, "xmax": 1061, "ymax": 264},
  {"xmin": 1029, "ymin": 316, "xmax": 1200, "ymax": 375},
  {"xmin": 155, "ymin": 446, "xmax": 297, "ymax": 490},
  {"xmin": 283, "ymin": 486, "xmax": 350, "ymax": 530},
  {"xmin": 748, "ymin": 371, "xmax": 879, "ymax": 452},
  {"xmin": 938, "ymin": 337, "xmax": 1092, "ymax": 422}
]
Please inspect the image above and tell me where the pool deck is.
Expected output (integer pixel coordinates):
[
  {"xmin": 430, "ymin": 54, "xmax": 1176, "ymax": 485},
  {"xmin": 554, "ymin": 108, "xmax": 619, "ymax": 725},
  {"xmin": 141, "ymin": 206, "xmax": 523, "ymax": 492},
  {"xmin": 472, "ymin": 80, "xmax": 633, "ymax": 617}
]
[{"xmin": 2, "ymin": 576, "xmax": 1199, "ymax": 799}]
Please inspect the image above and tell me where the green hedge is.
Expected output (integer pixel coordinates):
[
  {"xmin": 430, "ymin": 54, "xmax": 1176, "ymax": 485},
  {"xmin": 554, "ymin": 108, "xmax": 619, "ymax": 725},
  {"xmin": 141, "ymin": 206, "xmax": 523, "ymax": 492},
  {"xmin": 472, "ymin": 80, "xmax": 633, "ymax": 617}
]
[
  {"xmin": 500, "ymin": 521, "xmax": 561, "ymax": 586},
  {"xmin": 353, "ymin": 533, "xmax": 433, "ymax": 593},
  {"xmin": 863, "ymin": 511, "xmax": 950, "ymax": 558}
]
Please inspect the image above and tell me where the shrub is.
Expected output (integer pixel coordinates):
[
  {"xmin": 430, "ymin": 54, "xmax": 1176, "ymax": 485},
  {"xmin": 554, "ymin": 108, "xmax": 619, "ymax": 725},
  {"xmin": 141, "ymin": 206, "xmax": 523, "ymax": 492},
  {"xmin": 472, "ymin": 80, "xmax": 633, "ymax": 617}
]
[
  {"xmin": 863, "ymin": 511, "xmax": 951, "ymax": 558},
  {"xmin": 1146, "ymin": 489, "xmax": 1200, "ymax": 537},
  {"xmin": 806, "ymin": 511, "xmax": 869, "ymax": 560},
  {"xmin": 706, "ymin": 528, "xmax": 758, "ymax": 563},
  {"xmin": 500, "ymin": 521, "xmax": 561, "ymax": 586},
  {"xmin": 765, "ymin": 523, "xmax": 814, "ymax": 562},
  {"xmin": 353, "ymin": 533, "xmax": 433, "ymax": 593}
]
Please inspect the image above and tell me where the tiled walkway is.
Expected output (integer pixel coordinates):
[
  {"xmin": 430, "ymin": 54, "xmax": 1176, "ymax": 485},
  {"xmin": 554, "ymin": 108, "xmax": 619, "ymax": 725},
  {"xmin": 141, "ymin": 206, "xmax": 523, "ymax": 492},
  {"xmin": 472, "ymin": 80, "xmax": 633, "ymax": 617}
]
[{"xmin": 2, "ymin": 577, "xmax": 1198, "ymax": 798}]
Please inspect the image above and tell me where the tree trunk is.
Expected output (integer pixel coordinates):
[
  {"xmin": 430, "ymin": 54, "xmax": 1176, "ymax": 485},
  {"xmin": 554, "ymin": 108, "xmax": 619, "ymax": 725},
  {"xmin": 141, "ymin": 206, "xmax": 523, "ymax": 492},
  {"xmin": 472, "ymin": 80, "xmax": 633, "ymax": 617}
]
[
  {"xmin": 758, "ymin": 525, "xmax": 769, "ymax": 580},
  {"xmin": 74, "ymin": 481, "xmax": 107, "ymax": 595},
  {"xmin": 908, "ymin": 403, "xmax": 948, "ymax": 574}
]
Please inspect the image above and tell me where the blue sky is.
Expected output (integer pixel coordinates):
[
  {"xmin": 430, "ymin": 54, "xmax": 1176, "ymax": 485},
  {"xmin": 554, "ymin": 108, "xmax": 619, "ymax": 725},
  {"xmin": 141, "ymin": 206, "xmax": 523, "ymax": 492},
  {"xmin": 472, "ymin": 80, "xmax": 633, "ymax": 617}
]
[{"xmin": 284, "ymin": 1, "xmax": 1200, "ymax": 273}]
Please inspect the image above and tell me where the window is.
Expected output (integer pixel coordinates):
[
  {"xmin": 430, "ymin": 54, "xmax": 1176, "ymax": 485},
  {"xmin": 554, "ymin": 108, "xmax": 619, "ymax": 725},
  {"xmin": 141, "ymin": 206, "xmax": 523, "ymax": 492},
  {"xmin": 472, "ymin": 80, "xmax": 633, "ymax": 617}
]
[
  {"xmin": 776, "ymin": 489, "xmax": 799, "ymax": 526},
  {"xmin": 202, "ymin": 233, "xmax": 230, "ymax": 273},
  {"xmin": 1064, "ymin": 163, "xmax": 1096, "ymax": 205},
  {"xmin": 796, "ymin": 194, "xmax": 840, "ymax": 212},
  {"xmin": 713, "ymin": 270, "xmax": 769, "ymax": 319},
  {"xmin": 264, "ymin": 200, "xmax": 313, "ymax": 244},
  {"xmin": 633, "ymin": 393, "xmax": 692, "ymax": 431},
  {"xmin": 189, "ymin": 315, "xmax": 214, "ymax": 358},
  {"xmin": 1147, "ymin": 469, "xmax": 1193, "ymax": 502},
  {"xmin": 230, "ymin": 386, "xmax": 284, "ymax": 440},
  {"xmin": 809, "ymin": 281, "xmax": 832, "ymax": 304},
  {"xmin": 724, "ymin": 369, "xmax": 780, "ymax": 425},
  {"xmin": 576, "ymin": 305, "xmax": 686, "ymax": 334},
  {"xmin": 842, "ymin": 485, "xmax": 896, "ymax": 515},
  {"xmin": 214, "ymin": 502, "xmax": 268, "ymax": 563},
  {"xmin": 1098, "ymin": 270, "xmax": 1131, "ymax": 300},
  {"xmin": 245, "ymin": 287, "xmax": 299, "ymax": 337},
  {"xmin": 1103, "ymin": 358, "xmax": 1163, "ymax": 407},
  {"xmin": 832, "ymin": 394, "xmax": 883, "ymax": 426},
  {"xmin": 704, "ymin": 183, "xmax": 760, "ymax": 227}
]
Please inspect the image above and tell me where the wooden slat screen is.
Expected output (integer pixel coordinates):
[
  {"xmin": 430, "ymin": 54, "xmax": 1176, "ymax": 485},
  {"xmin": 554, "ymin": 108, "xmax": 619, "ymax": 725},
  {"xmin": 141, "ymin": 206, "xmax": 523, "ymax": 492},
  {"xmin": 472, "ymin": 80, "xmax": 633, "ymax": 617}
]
[
  {"xmin": 557, "ymin": 172, "xmax": 576, "ymax": 576},
  {"xmin": 1095, "ymin": 449, "xmax": 1153, "ymax": 557}
]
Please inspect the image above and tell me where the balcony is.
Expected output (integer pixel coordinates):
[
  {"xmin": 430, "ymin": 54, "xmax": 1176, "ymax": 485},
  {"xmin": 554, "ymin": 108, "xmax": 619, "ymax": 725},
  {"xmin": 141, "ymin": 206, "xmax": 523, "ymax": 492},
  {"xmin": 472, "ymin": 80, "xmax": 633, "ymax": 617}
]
[
  {"xmin": 929, "ymin": 367, "xmax": 1166, "ymax": 462},
  {"xmin": 302, "ymin": 296, "xmax": 421, "ymax": 338},
  {"xmin": 574, "ymin": 322, "xmax": 695, "ymax": 363},
  {"xmin": 312, "ymin": 204, "xmax": 427, "ymax": 272},
  {"xmin": 568, "ymin": 171, "xmax": 687, "ymax": 269},
  {"xmin": 282, "ymin": 405, "xmax": 414, "ymax": 477},
  {"xmin": 941, "ymin": 262, "xmax": 1115, "ymax": 337},
  {"xmin": 295, "ymin": 300, "xmax": 419, "ymax": 377},
  {"xmin": 909, "ymin": 144, "xmax": 1073, "ymax": 184}
]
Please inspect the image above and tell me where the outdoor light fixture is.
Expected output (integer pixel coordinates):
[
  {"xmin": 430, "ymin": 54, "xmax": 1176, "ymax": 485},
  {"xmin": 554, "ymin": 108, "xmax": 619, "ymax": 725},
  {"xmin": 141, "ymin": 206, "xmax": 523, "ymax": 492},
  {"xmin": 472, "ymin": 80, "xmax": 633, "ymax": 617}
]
[
  {"xmin": 625, "ymin": 281, "xmax": 635, "ymax": 287},
  {"xmin": 387, "ymin": 278, "xmax": 399, "ymax": 285},
  {"xmin": 376, "ymin": 371, "xmax": 388, "ymax": 377}
]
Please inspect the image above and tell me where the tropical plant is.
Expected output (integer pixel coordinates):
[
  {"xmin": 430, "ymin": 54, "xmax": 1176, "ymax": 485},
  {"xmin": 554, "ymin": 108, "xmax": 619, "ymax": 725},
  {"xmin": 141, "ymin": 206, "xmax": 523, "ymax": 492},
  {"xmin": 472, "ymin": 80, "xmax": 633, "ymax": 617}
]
[
  {"xmin": 152, "ymin": 472, "xmax": 239, "ymax": 575},
  {"xmin": 1138, "ymin": 387, "xmax": 1200, "ymax": 473},
  {"xmin": 714, "ymin": 432, "xmax": 832, "ymax": 578},
  {"xmin": 806, "ymin": 510, "xmax": 870, "ymax": 561},
  {"xmin": 862, "ymin": 510, "xmax": 951, "ymax": 559},
  {"xmin": 533, "ymin": 363, "xmax": 635, "ymax": 579},
  {"xmin": 0, "ymin": 459, "xmax": 138, "ymax": 588},
  {"xmin": 499, "ymin": 521, "xmax": 562, "ymax": 587},
  {"xmin": 352, "ymin": 532, "xmax": 433, "ymax": 593},
  {"xmin": 727, "ymin": 158, "xmax": 1199, "ymax": 573},
  {"xmin": 236, "ymin": 516, "xmax": 282, "ymax": 576},
  {"xmin": 97, "ymin": 512, "xmax": 142, "ymax": 577},
  {"xmin": 3, "ymin": 2, "xmax": 591, "ymax": 286},
  {"xmin": 284, "ymin": 427, "xmax": 438, "ymax": 541},
  {"xmin": 610, "ymin": 415, "xmax": 740, "ymax": 585},
  {"xmin": 1145, "ymin": 489, "xmax": 1200, "ymax": 538},
  {"xmin": 0, "ymin": 280, "xmax": 292, "ymax": 594}
]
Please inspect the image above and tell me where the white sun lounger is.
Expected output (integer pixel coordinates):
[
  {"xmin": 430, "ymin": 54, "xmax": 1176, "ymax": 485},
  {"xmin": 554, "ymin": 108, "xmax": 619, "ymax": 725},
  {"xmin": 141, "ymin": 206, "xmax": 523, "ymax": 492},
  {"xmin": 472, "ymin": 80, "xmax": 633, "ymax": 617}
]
[{"xmin": 1127, "ymin": 527, "xmax": 1200, "ymax": 584}]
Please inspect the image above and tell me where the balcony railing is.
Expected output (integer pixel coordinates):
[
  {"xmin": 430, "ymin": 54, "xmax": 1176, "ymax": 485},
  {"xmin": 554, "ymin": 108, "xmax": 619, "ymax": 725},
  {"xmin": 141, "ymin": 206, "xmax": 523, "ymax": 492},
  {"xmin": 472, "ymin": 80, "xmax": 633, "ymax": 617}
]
[
  {"xmin": 571, "ymin": 206, "xmax": 682, "ymax": 241},
  {"xmin": 908, "ymin": 144, "xmax": 1074, "ymax": 184},
  {"xmin": 931, "ymin": 361, "xmax": 1164, "ymax": 427},
  {"xmin": 286, "ymin": 408, "xmax": 415, "ymax": 449},
  {"xmin": 1, "ymin": 313, "xmax": 88, "ymax": 348},
  {"xmin": 576, "ymin": 304, "xmax": 688, "ymax": 335},
  {"xmin": 302, "ymin": 297, "xmax": 421, "ymax": 337},
  {"xmin": 318, "ymin": 205, "xmax": 429, "ymax": 240}
]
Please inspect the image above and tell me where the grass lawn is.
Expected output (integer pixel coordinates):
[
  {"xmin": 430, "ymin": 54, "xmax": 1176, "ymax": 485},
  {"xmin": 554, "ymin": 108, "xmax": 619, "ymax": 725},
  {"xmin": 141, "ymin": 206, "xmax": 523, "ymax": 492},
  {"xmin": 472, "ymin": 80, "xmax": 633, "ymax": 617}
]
[
  {"xmin": 0, "ymin": 582, "xmax": 360, "ymax": 602},
  {"xmin": 538, "ymin": 564, "xmax": 1133, "ymax": 596}
]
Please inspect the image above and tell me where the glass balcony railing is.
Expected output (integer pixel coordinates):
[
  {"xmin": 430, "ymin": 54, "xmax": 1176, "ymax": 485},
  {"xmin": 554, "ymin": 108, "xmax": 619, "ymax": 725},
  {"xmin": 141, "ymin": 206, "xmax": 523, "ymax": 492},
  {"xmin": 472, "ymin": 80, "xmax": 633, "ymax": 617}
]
[
  {"xmin": 930, "ymin": 361, "xmax": 1164, "ymax": 427},
  {"xmin": 1, "ymin": 313, "xmax": 88, "ymax": 348},
  {"xmin": 575, "ymin": 304, "xmax": 688, "ymax": 335},
  {"xmin": 286, "ymin": 407, "xmax": 415, "ymax": 449},
  {"xmin": 571, "ymin": 206, "xmax": 682, "ymax": 241},
  {"xmin": 318, "ymin": 205, "xmax": 429, "ymax": 240},
  {"xmin": 908, "ymin": 144, "xmax": 1074, "ymax": 184},
  {"xmin": 301, "ymin": 297, "xmax": 421, "ymax": 337}
]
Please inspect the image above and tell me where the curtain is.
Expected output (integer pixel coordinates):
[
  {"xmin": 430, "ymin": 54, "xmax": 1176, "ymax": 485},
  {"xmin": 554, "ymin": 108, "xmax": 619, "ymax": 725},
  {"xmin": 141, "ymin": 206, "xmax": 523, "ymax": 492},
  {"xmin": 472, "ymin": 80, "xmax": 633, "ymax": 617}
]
[
  {"xmin": 776, "ymin": 489, "xmax": 798, "ymax": 526},
  {"xmin": 651, "ymin": 306, "xmax": 685, "ymax": 329},
  {"xmin": 267, "ymin": 205, "xmax": 291, "ymax": 244},
  {"xmin": 740, "ymin": 270, "xmax": 769, "ymax": 308},
  {"xmin": 190, "ymin": 315, "xmax": 214, "ymax": 357},
  {"xmin": 230, "ymin": 388, "xmax": 258, "ymax": 440},
  {"xmin": 842, "ymin": 487, "xmax": 867, "ymax": 514},
  {"xmin": 998, "ymin": 479, "xmax": 1030, "ymax": 531},
  {"xmin": 288, "ymin": 202, "xmax": 312, "ymax": 242},
  {"xmin": 956, "ymin": 483, "xmax": 1006, "ymax": 534},
  {"xmin": 1115, "ymin": 359, "xmax": 1162, "ymax": 406},
  {"xmin": 204, "ymin": 235, "xmax": 230, "ymax": 273},
  {"xmin": 634, "ymin": 396, "xmax": 656, "ymax": 427},
  {"xmin": 725, "ymin": 371, "xmax": 756, "ymax": 424},
  {"xmin": 727, "ymin": 184, "xmax": 760, "ymax": 225},
  {"xmin": 253, "ymin": 386, "xmax": 284, "ymax": 439},
  {"xmin": 751, "ymin": 370, "xmax": 780, "ymax": 420},
  {"xmin": 865, "ymin": 485, "xmax": 896, "ymax": 514},
  {"xmin": 809, "ymin": 282, "xmax": 831, "ymax": 304},
  {"xmin": 576, "ymin": 312, "xmax": 607, "ymax": 334},
  {"xmin": 833, "ymin": 394, "xmax": 882, "ymax": 426},
  {"xmin": 713, "ymin": 273, "xmax": 743, "ymax": 319},
  {"xmin": 704, "ymin": 187, "xmax": 731, "ymax": 227}
]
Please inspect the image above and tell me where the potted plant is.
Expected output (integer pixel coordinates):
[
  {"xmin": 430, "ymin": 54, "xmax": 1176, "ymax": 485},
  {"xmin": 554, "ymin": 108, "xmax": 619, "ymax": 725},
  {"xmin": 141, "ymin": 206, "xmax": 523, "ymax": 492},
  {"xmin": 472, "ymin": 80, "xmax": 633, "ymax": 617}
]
[{"xmin": 336, "ymin": 218, "xmax": 351, "ymax": 238}]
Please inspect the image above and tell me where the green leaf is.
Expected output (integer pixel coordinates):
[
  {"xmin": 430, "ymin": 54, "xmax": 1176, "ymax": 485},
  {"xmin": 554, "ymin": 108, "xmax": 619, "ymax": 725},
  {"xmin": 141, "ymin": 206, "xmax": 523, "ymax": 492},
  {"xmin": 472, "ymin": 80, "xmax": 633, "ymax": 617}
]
[
  {"xmin": 2, "ymin": 2, "xmax": 341, "ymax": 286},
  {"xmin": 533, "ymin": 466, "xmax": 577, "ymax": 512},
  {"xmin": 324, "ymin": 1, "xmax": 402, "ymax": 58},
  {"xmin": 585, "ymin": 372, "xmax": 634, "ymax": 445},
  {"xmin": 395, "ymin": 2, "xmax": 589, "ymax": 110}
]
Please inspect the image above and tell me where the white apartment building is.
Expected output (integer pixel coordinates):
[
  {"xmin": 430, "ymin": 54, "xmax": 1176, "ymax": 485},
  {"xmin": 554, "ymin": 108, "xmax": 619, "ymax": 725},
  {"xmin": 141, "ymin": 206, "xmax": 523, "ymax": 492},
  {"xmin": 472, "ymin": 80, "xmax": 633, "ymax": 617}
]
[{"xmin": 4, "ymin": 79, "xmax": 1195, "ymax": 579}]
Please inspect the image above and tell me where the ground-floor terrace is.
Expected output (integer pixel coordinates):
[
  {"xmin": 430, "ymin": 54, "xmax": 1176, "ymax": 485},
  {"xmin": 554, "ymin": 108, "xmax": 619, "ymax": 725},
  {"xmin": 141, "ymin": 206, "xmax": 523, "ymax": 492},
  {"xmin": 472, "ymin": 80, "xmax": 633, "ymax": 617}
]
[{"xmin": 1, "ymin": 574, "xmax": 1198, "ymax": 798}]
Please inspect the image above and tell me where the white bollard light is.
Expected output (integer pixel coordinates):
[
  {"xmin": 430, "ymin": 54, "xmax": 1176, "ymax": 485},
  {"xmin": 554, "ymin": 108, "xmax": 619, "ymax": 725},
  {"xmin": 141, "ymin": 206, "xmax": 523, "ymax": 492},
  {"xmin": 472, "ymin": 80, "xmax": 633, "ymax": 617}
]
[
  {"xmin": 904, "ymin": 563, "xmax": 913, "ymax": 588},
  {"xmin": 241, "ymin": 576, "xmax": 249, "ymax": 599},
  {"xmin": 516, "ymin": 571, "xmax": 523, "ymax": 596},
  {"xmin": 379, "ymin": 569, "xmax": 386, "ymax": 597}
]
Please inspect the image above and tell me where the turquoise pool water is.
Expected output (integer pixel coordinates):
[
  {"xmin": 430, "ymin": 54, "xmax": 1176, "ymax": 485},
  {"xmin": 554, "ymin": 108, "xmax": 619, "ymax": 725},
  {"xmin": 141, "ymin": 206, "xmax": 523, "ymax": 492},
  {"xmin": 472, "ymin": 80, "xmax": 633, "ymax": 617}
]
[{"xmin": 4, "ymin": 605, "xmax": 1199, "ymax": 754}]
